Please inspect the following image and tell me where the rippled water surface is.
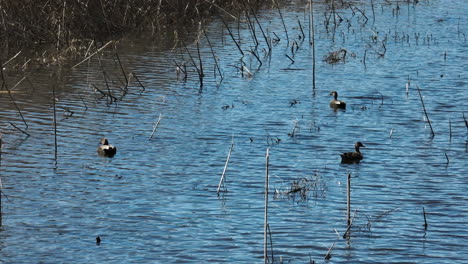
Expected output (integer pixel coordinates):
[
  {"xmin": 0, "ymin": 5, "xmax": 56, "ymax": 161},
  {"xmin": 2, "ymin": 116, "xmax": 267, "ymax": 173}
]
[{"xmin": 0, "ymin": 1, "xmax": 467, "ymax": 263}]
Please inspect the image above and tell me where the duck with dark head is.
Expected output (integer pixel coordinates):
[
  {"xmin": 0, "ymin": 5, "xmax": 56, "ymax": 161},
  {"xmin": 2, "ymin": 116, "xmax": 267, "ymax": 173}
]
[
  {"xmin": 340, "ymin": 142, "xmax": 365, "ymax": 164},
  {"xmin": 329, "ymin": 91, "xmax": 346, "ymax": 109},
  {"xmin": 97, "ymin": 138, "xmax": 117, "ymax": 157}
]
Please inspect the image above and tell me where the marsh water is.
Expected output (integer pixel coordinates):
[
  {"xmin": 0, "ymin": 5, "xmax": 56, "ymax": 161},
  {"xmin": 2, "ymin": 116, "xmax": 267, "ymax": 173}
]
[{"xmin": 0, "ymin": 1, "xmax": 467, "ymax": 263}]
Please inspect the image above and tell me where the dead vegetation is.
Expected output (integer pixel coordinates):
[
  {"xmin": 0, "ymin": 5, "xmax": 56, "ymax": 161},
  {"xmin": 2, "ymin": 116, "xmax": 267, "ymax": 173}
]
[{"xmin": 0, "ymin": 0, "xmax": 273, "ymax": 60}]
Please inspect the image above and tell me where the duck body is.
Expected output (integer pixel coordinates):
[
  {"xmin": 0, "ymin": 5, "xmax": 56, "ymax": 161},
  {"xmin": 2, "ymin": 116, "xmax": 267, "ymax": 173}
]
[
  {"xmin": 340, "ymin": 142, "xmax": 365, "ymax": 164},
  {"xmin": 329, "ymin": 91, "xmax": 346, "ymax": 109},
  {"xmin": 97, "ymin": 138, "xmax": 117, "ymax": 157}
]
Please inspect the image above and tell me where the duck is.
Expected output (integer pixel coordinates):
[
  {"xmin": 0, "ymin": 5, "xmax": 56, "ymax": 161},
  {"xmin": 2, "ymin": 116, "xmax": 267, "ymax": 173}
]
[
  {"xmin": 340, "ymin": 142, "xmax": 365, "ymax": 164},
  {"xmin": 97, "ymin": 138, "xmax": 117, "ymax": 157},
  {"xmin": 329, "ymin": 91, "xmax": 346, "ymax": 109}
]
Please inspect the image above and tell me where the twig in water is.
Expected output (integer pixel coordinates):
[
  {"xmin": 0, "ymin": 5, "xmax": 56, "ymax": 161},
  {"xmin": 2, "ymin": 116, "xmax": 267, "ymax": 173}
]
[
  {"xmin": 449, "ymin": 119, "xmax": 452, "ymax": 142},
  {"xmin": 149, "ymin": 114, "xmax": 163, "ymax": 140},
  {"xmin": 416, "ymin": 85, "xmax": 435, "ymax": 137},
  {"xmin": 8, "ymin": 122, "xmax": 30, "ymax": 137},
  {"xmin": 346, "ymin": 172, "xmax": 351, "ymax": 226},
  {"xmin": 444, "ymin": 153, "xmax": 449, "ymax": 164},
  {"xmin": 217, "ymin": 142, "xmax": 234, "ymax": 195},
  {"xmin": 0, "ymin": 61, "xmax": 28, "ymax": 129},
  {"xmin": 115, "ymin": 52, "xmax": 129, "ymax": 93},
  {"xmin": 406, "ymin": 78, "xmax": 410, "ymax": 97},
  {"xmin": 423, "ymin": 207, "xmax": 428, "ymax": 229},
  {"xmin": 219, "ymin": 15, "xmax": 244, "ymax": 56},
  {"xmin": 274, "ymin": 0, "xmax": 289, "ymax": 45},
  {"xmin": 324, "ymin": 242, "xmax": 336, "ymax": 260},
  {"xmin": 267, "ymin": 222, "xmax": 275, "ymax": 263},
  {"xmin": 182, "ymin": 40, "xmax": 203, "ymax": 89},
  {"xmin": 288, "ymin": 120, "xmax": 298, "ymax": 137},
  {"xmin": 285, "ymin": 54, "xmax": 295, "ymax": 64},
  {"xmin": 130, "ymin": 72, "xmax": 146, "ymax": 92},
  {"xmin": 309, "ymin": 0, "xmax": 316, "ymax": 93},
  {"xmin": 203, "ymin": 29, "xmax": 223, "ymax": 83},
  {"xmin": 52, "ymin": 83, "xmax": 58, "ymax": 162},
  {"xmin": 249, "ymin": 6, "xmax": 271, "ymax": 52},
  {"xmin": 343, "ymin": 209, "xmax": 358, "ymax": 239}
]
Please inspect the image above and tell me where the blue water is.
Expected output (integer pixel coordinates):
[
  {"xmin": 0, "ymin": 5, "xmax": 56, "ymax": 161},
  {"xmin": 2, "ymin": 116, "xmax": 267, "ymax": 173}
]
[{"xmin": 0, "ymin": 1, "xmax": 467, "ymax": 263}]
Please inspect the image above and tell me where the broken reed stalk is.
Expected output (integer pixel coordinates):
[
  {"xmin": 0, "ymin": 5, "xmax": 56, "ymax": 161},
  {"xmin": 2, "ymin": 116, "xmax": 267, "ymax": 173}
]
[
  {"xmin": 249, "ymin": 7, "xmax": 271, "ymax": 52},
  {"xmin": 245, "ymin": 12, "xmax": 259, "ymax": 47},
  {"xmin": 1, "ymin": 51, "xmax": 22, "ymax": 68},
  {"xmin": 92, "ymin": 84, "xmax": 117, "ymax": 102},
  {"xmin": 444, "ymin": 153, "xmax": 449, "ymax": 164},
  {"xmin": 217, "ymin": 143, "xmax": 234, "ymax": 195},
  {"xmin": 52, "ymin": 83, "xmax": 58, "ymax": 161},
  {"xmin": 423, "ymin": 207, "xmax": 428, "ymax": 229},
  {"xmin": 264, "ymin": 148, "xmax": 270, "ymax": 264},
  {"xmin": 309, "ymin": 0, "xmax": 316, "ymax": 92},
  {"xmin": 324, "ymin": 242, "xmax": 336, "ymax": 260},
  {"xmin": 182, "ymin": 40, "xmax": 203, "ymax": 88},
  {"xmin": 449, "ymin": 119, "xmax": 452, "ymax": 142},
  {"xmin": 343, "ymin": 209, "xmax": 358, "ymax": 239},
  {"xmin": 196, "ymin": 41, "xmax": 204, "ymax": 89},
  {"xmin": 203, "ymin": 29, "xmax": 223, "ymax": 83},
  {"xmin": 267, "ymin": 223, "xmax": 275, "ymax": 263},
  {"xmin": 274, "ymin": 0, "xmax": 289, "ymax": 45},
  {"xmin": 130, "ymin": 72, "xmax": 146, "ymax": 92},
  {"xmin": 416, "ymin": 85, "xmax": 435, "ymax": 137},
  {"xmin": 115, "ymin": 52, "xmax": 129, "ymax": 93},
  {"xmin": 72, "ymin": 40, "xmax": 113, "ymax": 69},
  {"xmin": 8, "ymin": 122, "xmax": 30, "ymax": 137},
  {"xmin": 346, "ymin": 172, "xmax": 351, "ymax": 226},
  {"xmin": 219, "ymin": 15, "xmax": 244, "ymax": 56},
  {"xmin": 149, "ymin": 113, "xmax": 163, "ymax": 140},
  {"xmin": 0, "ymin": 60, "xmax": 28, "ymax": 129}
]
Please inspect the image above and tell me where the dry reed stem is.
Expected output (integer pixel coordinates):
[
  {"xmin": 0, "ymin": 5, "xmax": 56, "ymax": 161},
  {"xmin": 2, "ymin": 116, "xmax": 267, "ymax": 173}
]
[
  {"xmin": 416, "ymin": 85, "xmax": 435, "ymax": 137},
  {"xmin": 0, "ymin": 61, "xmax": 28, "ymax": 129},
  {"xmin": 1, "ymin": 51, "xmax": 22, "ymax": 68},
  {"xmin": 149, "ymin": 113, "xmax": 163, "ymax": 140},
  {"xmin": 72, "ymin": 40, "xmax": 114, "ymax": 69},
  {"xmin": 324, "ymin": 242, "xmax": 336, "ymax": 260},
  {"xmin": 52, "ymin": 83, "xmax": 58, "ymax": 162},
  {"xmin": 217, "ymin": 142, "xmax": 234, "ymax": 195}
]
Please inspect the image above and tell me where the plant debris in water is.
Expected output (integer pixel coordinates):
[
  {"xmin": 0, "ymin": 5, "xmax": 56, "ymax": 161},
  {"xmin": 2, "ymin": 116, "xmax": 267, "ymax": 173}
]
[{"xmin": 274, "ymin": 174, "xmax": 327, "ymax": 202}]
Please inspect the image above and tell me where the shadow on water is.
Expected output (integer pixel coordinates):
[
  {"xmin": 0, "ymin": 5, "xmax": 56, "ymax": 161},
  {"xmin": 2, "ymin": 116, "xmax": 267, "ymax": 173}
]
[{"xmin": 0, "ymin": 0, "xmax": 467, "ymax": 263}]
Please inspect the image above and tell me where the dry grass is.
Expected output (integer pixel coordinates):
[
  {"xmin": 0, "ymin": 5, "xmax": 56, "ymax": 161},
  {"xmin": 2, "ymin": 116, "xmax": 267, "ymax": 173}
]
[{"xmin": 0, "ymin": 0, "xmax": 272, "ymax": 59}]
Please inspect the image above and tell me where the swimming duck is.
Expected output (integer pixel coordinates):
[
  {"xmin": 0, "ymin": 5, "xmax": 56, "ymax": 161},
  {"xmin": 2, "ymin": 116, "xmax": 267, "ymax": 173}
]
[
  {"xmin": 97, "ymin": 138, "xmax": 117, "ymax": 157},
  {"xmin": 340, "ymin": 142, "xmax": 365, "ymax": 164},
  {"xmin": 329, "ymin": 91, "xmax": 346, "ymax": 109}
]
